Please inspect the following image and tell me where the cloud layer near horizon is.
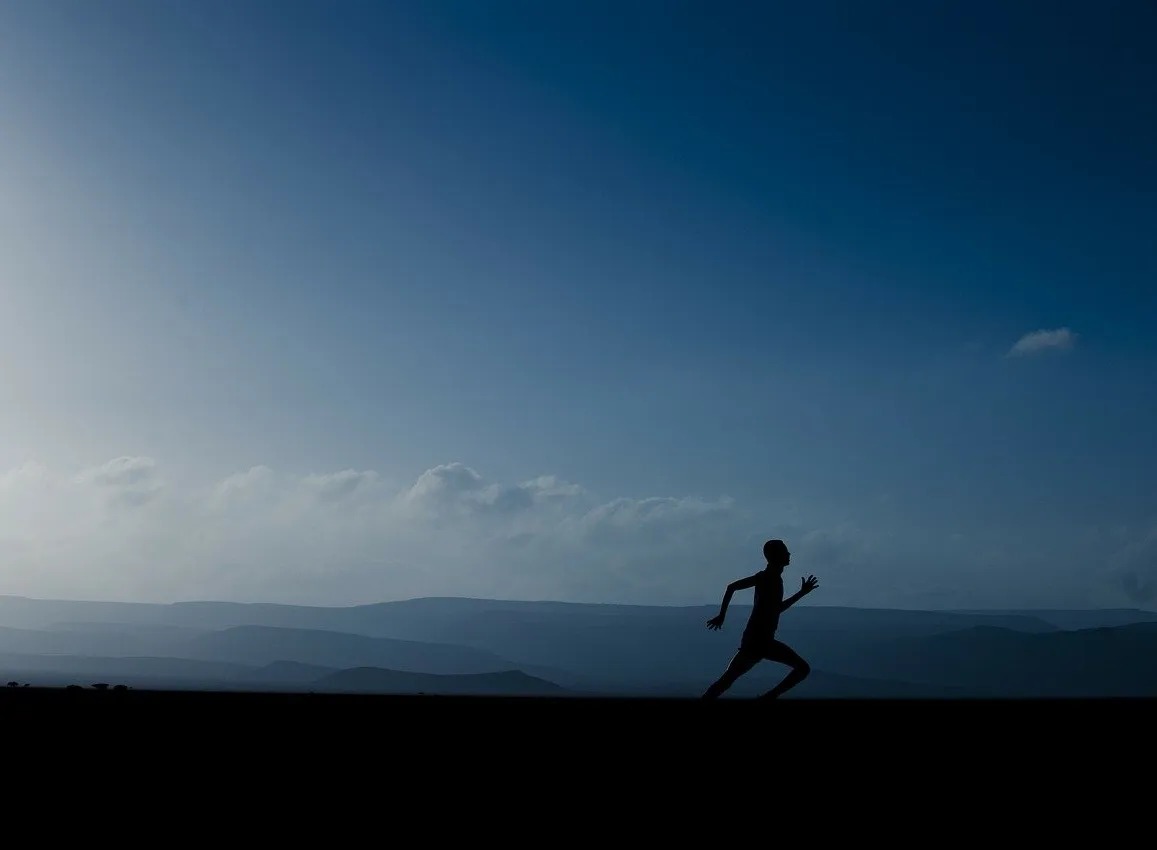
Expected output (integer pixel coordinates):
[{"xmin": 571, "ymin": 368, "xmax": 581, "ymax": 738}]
[
  {"xmin": 0, "ymin": 456, "xmax": 1150, "ymax": 610},
  {"xmin": 0, "ymin": 457, "xmax": 759, "ymax": 605}
]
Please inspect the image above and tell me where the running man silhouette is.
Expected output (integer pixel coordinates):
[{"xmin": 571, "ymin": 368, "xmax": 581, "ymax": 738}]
[{"xmin": 701, "ymin": 539, "xmax": 818, "ymax": 700}]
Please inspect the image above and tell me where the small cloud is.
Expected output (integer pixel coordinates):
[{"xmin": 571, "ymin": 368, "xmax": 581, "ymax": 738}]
[
  {"xmin": 1007, "ymin": 327, "xmax": 1077, "ymax": 357},
  {"xmin": 76, "ymin": 456, "xmax": 158, "ymax": 488},
  {"xmin": 301, "ymin": 469, "xmax": 380, "ymax": 503},
  {"xmin": 404, "ymin": 462, "xmax": 485, "ymax": 504},
  {"xmin": 74, "ymin": 456, "xmax": 162, "ymax": 507}
]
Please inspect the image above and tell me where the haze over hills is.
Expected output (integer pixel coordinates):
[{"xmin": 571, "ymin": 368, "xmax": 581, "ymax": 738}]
[
  {"xmin": 1, "ymin": 594, "xmax": 1155, "ymax": 698},
  {"xmin": 315, "ymin": 667, "xmax": 567, "ymax": 696},
  {"xmin": 180, "ymin": 625, "xmax": 520, "ymax": 674}
]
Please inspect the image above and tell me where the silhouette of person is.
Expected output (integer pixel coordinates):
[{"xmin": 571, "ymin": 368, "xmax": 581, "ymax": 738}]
[{"xmin": 701, "ymin": 539, "xmax": 818, "ymax": 700}]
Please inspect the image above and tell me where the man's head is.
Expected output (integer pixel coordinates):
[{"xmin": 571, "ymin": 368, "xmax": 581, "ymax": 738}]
[{"xmin": 763, "ymin": 539, "xmax": 791, "ymax": 571}]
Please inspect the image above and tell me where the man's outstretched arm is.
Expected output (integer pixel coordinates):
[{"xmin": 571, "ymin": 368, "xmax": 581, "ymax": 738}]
[
  {"xmin": 706, "ymin": 574, "xmax": 759, "ymax": 630},
  {"xmin": 780, "ymin": 574, "xmax": 819, "ymax": 612}
]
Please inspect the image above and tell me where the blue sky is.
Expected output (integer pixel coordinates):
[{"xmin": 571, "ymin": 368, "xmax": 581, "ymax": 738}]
[{"xmin": 0, "ymin": 1, "xmax": 1154, "ymax": 608}]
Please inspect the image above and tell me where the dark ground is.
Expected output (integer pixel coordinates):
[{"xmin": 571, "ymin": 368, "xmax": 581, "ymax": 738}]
[
  {"xmin": 5, "ymin": 684, "xmax": 1151, "ymax": 747},
  {"xmin": 4, "ymin": 685, "xmax": 1143, "ymax": 820}
]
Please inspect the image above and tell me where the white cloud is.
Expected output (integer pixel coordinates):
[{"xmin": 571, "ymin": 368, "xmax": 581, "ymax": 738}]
[
  {"xmin": 0, "ymin": 456, "xmax": 757, "ymax": 606},
  {"xmin": 74, "ymin": 455, "xmax": 163, "ymax": 507},
  {"xmin": 1, "ymin": 456, "xmax": 1103, "ymax": 609},
  {"xmin": 1007, "ymin": 327, "xmax": 1077, "ymax": 357},
  {"xmin": 399, "ymin": 462, "xmax": 574, "ymax": 517}
]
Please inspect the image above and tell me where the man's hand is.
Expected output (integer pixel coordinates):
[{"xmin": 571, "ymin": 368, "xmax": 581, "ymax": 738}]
[
  {"xmin": 800, "ymin": 575, "xmax": 819, "ymax": 595},
  {"xmin": 706, "ymin": 614, "xmax": 725, "ymax": 631}
]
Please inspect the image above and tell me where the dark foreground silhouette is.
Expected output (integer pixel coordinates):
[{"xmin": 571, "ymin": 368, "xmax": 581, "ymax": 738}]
[
  {"xmin": 5, "ymin": 686, "xmax": 1136, "ymax": 803},
  {"xmin": 703, "ymin": 539, "xmax": 819, "ymax": 700}
]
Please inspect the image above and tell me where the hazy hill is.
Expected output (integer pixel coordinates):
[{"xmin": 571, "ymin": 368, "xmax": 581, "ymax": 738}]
[
  {"xmin": 1, "ymin": 594, "xmax": 1078, "ymax": 690},
  {"xmin": 949, "ymin": 608, "xmax": 1157, "ymax": 631},
  {"xmin": 49, "ymin": 621, "xmax": 211, "ymax": 640},
  {"xmin": 0, "ymin": 594, "xmax": 1091, "ymax": 641},
  {"xmin": 0, "ymin": 596, "xmax": 190, "ymax": 630},
  {"xmin": 0, "ymin": 652, "xmax": 567, "ymax": 696},
  {"xmin": 0, "ymin": 651, "xmax": 253, "ymax": 684},
  {"xmin": 850, "ymin": 622, "xmax": 1157, "ymax": 697},
  {"xmin": 2, "ymin": 594, "xmax": 1155, "ymax": 698},
  {"xmin": 0, "ymin": 624, "xmax": 197, "ymax": 658},
  {"xmin": 247, "ymin": 660, "xmax": 337, "ymax": 684},
  {"xmin": 177, "ymin": 625, "xmax": 524, "ymax": 675},
  {"xmin": 313, "ymin": 666, "xmax": 568, "ymax": 696},
  {"xmin": 302, "ymin": 602, "xmax": 1065, "ymax": 689}
]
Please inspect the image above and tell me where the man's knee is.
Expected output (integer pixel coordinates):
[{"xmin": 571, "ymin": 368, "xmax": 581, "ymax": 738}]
[{"xmin": 796, "ymin": 659, "xmax": 811, "ymax": 678}]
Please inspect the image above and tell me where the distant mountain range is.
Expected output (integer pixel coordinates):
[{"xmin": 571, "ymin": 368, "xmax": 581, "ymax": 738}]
[{"xmin": 1, "ymin": 594, "xmax": 1155, "ymax": 698}]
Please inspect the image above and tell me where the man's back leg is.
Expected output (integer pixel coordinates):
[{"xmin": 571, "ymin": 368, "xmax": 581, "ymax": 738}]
[
  {"xmin": 756, "ymin": 639, "xmax": 812, "ymax": 700},
  {"xmin": 701, "ymin": 649, "xmax": 760, "ymax": 699}
]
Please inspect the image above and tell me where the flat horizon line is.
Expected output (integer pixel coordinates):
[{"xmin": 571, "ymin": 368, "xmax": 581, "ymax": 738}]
[{"xmin": 1, "ymin": 592, "xmax": 1154, "ymax": 615}]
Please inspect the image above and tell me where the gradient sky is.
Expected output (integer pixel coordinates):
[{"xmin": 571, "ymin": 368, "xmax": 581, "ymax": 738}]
[{"xmin": 1, "ymin": 1, "xmax": 1154, "ymax": 609}]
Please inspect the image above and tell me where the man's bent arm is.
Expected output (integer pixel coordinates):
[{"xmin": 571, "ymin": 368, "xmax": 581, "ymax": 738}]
[{"xmin": 717, "ymin": 574, "xmax": 759, "ymax": 618}]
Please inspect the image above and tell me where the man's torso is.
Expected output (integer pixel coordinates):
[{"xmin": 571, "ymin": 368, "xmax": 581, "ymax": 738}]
[{"xmin": 741, "ymin": 569, "xmax": 783, "ymax": 647}]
